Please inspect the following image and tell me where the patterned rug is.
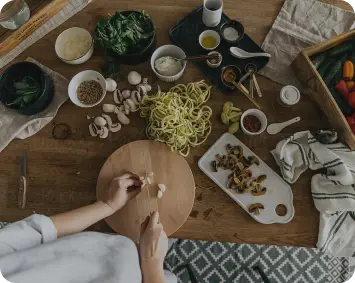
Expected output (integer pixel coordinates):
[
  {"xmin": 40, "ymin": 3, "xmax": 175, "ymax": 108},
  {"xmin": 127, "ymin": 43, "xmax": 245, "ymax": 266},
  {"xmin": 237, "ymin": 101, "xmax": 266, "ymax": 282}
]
[
  {"xmin": 164, "ymin": 239, "xmax": 354, "ymax": 283},
  {"xmin": 0, "ymin": 222, "xmax": 353, "ymax": 282}
]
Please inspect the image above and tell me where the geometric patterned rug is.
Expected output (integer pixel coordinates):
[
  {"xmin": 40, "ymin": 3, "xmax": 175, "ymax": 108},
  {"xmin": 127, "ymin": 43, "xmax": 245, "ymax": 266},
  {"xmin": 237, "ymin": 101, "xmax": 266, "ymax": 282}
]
[{"xmin": 164, "ymin": 239, "xmax": 354, "ymax": 283}]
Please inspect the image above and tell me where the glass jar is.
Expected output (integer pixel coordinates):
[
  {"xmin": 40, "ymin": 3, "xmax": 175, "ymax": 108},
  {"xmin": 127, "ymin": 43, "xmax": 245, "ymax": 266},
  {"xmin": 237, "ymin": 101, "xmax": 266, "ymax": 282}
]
[
  {"xmin": 0, "ymin": 0, "xmax": 30, "ymax": 30},
  {"xmin": 278, "ymin": 85, "xmax": 300, "ymax": 107}
]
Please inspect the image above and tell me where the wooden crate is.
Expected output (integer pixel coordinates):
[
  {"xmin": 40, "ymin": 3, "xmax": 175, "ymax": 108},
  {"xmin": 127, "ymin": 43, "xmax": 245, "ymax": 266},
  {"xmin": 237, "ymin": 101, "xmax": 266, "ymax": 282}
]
[{"xmin": 292, "ymin": 29, "xmax": 355, "ymax": 150}]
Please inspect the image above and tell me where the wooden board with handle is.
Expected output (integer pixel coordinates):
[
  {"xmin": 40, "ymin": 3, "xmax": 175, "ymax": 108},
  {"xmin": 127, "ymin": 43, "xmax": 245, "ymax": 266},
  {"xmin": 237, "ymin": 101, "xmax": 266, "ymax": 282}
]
[
  {"xmin": 96, "ymin": 140, "xmax": 195, "ymax": 242},
  {"xmin": 0, "ymin": 0, "xmax": 70, "ymax": 56}
]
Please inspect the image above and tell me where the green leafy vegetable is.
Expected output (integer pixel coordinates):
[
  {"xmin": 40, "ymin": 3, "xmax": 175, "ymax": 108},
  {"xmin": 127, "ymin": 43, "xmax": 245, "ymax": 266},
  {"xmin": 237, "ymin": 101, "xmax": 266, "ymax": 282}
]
[
  {"xmin": 6, "ymin": 76, "xmax": 41, "ymax": 109},
  {"xmin": 101, "ymin": 56, "xmax": 121, "ymax": 78}
]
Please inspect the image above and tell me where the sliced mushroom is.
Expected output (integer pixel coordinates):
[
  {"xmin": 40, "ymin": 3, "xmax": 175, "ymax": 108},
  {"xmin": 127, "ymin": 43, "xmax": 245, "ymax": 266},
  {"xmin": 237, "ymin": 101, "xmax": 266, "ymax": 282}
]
[
  {"xmin": 110, "ymin": 123, "xmax": 122, "ymax": 133},
  {"xmin": 256, "ymin": 174, "xmax": 267, "ymax": 183},
  {"xmin": 103, "ymin": 104, "xmax": 116, "ymax": 113},
  {"xmin": 251, "ymin": 184, "xmax": 267, "ymax": 196},
  {"xmin": 144, "ymin": 84, "xmax": 152, "ymax": 92},
  {"xmin": 249, "ymin": 203, "xmax": 264, "ymax": 215},
  {"xmin": 98, "ymin": 126, "xmax": 109, "ymax": 139},
  {"xmin": 113, "ymin": 89, "xmax": 124, "ymax": 104},
  {"xmin": 248, "ymin": 156, "xmax": 260, "ymax": 166},
  {"xmin": 137, "ymin": 84, "xmax": 147, "ymax": 96},
  {"xmin": 143, "ymin": 78, "xmax": 148, "ymax": 85},
  {"xmin": 123, "ymin": 101, "xmax": 130, "ymax": 115},
  {"xmin": 116, "ymin": 109, "xmax": 130, "ymax": 125},
  {"xmin": 102, "ymin": 114, "xmax": 113, "ymax": 128},
  {"xmin": 94, "ymin": 117, "xmax": 107, "ymax": 127},
  {"xmin": 122, "ymin": 89, "xmax": 131, "ymax": 99},
  {"xmin": 89, "ymin": 123, "xmax": 99, "ymax": 137},
  {"xmin": 211, "ymin": 160, "xmax": 218, "ymax": 172},
  {"xmin": 226, "ymin": 144, "xmax": 232, "ymax": 154},
  {"xmin": 131, "ymin": 90, "xmax": 141, "ymax": 105},
  {"xmin": 236, "ymin": 146, "xmax": 243, "ymax": 158}
]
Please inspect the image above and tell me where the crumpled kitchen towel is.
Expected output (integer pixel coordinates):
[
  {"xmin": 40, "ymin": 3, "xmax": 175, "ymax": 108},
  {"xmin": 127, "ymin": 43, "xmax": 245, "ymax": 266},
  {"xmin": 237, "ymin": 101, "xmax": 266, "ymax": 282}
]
[
  {"xmin": 259, "ymin": 0, "xmax": 355, "ymax": 89},
  {"xmin": 271, "ymin": 131, "xmax": 355, "ymax": 259},
  {"xmin": 0, "ymin": 58, "xmax": 68, "ymax": 152}
]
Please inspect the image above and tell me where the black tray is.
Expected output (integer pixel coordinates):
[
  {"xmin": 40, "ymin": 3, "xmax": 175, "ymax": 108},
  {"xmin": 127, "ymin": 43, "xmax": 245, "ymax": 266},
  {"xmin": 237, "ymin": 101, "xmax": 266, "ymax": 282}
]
[{"xmin": 169, "ymin": 5, "xmax": 269, "ymax": 93}]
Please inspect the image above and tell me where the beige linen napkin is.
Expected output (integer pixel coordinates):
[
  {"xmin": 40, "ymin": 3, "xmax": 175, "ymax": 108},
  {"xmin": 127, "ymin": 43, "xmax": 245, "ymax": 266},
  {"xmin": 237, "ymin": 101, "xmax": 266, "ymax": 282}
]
[
  {"xmin": 0, "ymin": 58, "xmax": 68, "ymax": 152},
  {"xmin": 260, "ymin": 0, "xmax": 355, "ymax": 88}
]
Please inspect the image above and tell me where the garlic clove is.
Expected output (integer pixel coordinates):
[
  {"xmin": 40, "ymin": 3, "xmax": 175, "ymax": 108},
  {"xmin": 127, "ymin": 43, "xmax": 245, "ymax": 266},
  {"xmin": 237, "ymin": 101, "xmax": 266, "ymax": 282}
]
[
  {"xmin": 86, "ymin": 115, "xmax": 91, "ymax": 120},
  {"xmin": 157, "ymin": 190, "xmax": 163, "ymax": 199},
  {"xmin": 99, "ymin": 126, "xmax": 109, "ymax": 139},
  {"xmin": 122, "ymin": 89, "xmax": 131, "ymax": 99},
  {"xmin": 103, "ymin": 104, "xmax": 116, "ymax": 113},
  {"xmin": 94, "ymin": 116, "xmax": 107, "ymax": 127},
  {"xmin": 158, "ymin": 184, "xmax": 166, "ymax": 193},
  {"xmin": 116, "ymin": 109, "xmax": 130, "ymax": 125},
  {"xmin": 89, "ymin": 123, "xmax": 99, "ymax": 137},
  {"xmin": 105, "ymin": 78, "xmax": 117, "ymax": 92},
  {"xmin": 126, "ymin": 98, "xmax": 137, "ymax": 111},
  {"xmin": 128, "ymin": 71, "xmax": 142, "ymax": 86},
  {"xmin": 110, "ymin": 123, "xmax": 122, "ymax": 133},
  {"xmin": 123, "ymin": 101, "xmax": 130, "ymax": 115}
]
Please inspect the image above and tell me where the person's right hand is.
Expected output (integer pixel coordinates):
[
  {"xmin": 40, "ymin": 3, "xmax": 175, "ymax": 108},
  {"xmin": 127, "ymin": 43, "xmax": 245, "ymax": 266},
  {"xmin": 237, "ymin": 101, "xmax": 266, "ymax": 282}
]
[{"xmin": 139, "ymin": 211, "xmax": 168, "ymax": 268}]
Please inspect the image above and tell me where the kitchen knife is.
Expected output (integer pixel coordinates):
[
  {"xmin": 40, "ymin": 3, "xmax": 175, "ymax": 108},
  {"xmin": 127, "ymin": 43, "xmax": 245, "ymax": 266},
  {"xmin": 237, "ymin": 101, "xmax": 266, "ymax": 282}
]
[{"xmin": 18, "ymin": 152, "xmax": 27, "ymax": 209}]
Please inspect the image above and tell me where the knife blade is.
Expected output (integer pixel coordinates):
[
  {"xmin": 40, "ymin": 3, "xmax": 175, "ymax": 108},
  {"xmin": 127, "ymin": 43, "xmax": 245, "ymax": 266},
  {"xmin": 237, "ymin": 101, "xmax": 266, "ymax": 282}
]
[{"xmin": 18, "ymin": 152, "xmax": 27, "ymax": 209}]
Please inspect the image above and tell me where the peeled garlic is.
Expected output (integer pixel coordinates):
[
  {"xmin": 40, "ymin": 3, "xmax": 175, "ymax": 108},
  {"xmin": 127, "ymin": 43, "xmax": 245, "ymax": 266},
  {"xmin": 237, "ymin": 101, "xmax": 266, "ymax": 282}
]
[
  {"xmin": 103, "ymin": 104, "xmax": 116, "ymax": 113},
  {"xmin": 123, "ymin": 101, "xmax": 130, "ymax": 115},
  {"xmin": 116, "ymin": 109, "xmax": 130, "ymax": 125},
  {"xmin": 128, "ymin": 71, "xmax": 142, "ymax": 86},
  {"xmin": 157, "ymin": 190, "xmax": 163, "ymax": 199},
  {"xmin": 126, "ymin": 98, "xmax": 137, "ymax": 111},
  {"xmin": 94, "ymin": 116, "xmax": 107, "ymax": 127},
  {"xmin": 158, "ymin": 184, "xmax": 166, "ymax": 193},
  {"xmin": 105, "ymin": 78, "xmax": 117, "ymax": 92}
]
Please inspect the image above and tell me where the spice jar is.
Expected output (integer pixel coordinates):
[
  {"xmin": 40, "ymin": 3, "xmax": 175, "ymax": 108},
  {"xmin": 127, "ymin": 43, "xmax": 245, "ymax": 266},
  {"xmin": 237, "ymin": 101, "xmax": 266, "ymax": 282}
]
[
  {"xmin": 0, "ymin": 0, "xmax": 30, "ymax": 30},
  {"xmin": 278, "ymin": 85, "xmax": 300, "ymax": 107}
]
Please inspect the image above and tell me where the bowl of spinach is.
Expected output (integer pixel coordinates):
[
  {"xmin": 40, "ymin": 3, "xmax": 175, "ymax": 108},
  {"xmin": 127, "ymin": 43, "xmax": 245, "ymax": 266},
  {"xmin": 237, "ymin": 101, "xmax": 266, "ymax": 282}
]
[
  {"xmin": 0, "ymin": 62, "xmax": 54, "ymax": 115},
  {"xmin": 94, "ymin": 11, "xmax": 156, "ymax": 66}
]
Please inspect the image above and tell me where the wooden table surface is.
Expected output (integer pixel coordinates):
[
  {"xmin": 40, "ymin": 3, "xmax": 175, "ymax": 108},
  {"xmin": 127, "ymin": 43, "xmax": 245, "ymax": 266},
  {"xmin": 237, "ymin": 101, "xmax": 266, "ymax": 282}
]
[{"xmin": 0, "ymin": 0, "xmax": 352, "ymax": 248}]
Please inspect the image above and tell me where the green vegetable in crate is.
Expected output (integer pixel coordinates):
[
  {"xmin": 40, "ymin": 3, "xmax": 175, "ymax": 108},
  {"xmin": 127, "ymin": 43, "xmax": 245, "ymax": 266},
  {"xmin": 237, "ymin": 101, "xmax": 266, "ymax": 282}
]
[
  {"xmin": 318, "ymin": 58, "xmax": 336, "ymax": 78},
  {"xmin": 311, "ymin": 53, "xmax": 327, "ymax": 69},
  {"xmin": 328, "ymin": 42, "xmax": 353, "ymax": 57},
  {"xmin": 323, "ymin": 54, "xmax": 347, "ymax": 86}
]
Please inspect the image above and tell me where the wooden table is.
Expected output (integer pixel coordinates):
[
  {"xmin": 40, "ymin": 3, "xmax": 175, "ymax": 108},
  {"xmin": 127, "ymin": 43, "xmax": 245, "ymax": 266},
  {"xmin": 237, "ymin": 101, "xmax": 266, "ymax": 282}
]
[{"xmin": 0, "ymin": 0, "xmax": 352, "ymax": 248}]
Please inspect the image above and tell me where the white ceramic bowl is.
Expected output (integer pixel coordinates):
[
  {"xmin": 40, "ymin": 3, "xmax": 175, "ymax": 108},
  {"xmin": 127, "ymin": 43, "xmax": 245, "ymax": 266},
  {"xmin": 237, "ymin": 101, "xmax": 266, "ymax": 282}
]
[
  {"xmin": 240, "ymin": 109, "xmax": 267, "ymax": 135},
  {"xmin": 55, "ymin": 27, "xmax": 94, "ymax": 65},
  {"xmin": 151, "ymin": 45, "xmax": 187, "ymax": 82},
  {"xmin": 199, "ymin": 30, "xmax": 221, "ymax": 51},
  {"xmin": 68, "ymin": 70, "xmax": 107, "ymax": 108},
  {"xmin": 206, "ymin": 51, "xmax": 222, "ymax": 68}
]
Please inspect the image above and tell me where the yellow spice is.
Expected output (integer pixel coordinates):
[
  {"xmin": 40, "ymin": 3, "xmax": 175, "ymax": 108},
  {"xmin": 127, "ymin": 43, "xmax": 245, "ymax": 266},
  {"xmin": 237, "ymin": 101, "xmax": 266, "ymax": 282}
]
[{"xmin": 202, "ymin": 36, "xmax": 217, "ymax": 48}]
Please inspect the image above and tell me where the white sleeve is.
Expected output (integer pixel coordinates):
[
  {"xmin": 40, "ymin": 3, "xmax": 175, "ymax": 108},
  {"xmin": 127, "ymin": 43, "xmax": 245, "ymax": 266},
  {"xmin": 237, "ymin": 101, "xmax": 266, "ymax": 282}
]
[{"xmin": 0, "ymin": 214, "xmax": 57, "ymax": 257}]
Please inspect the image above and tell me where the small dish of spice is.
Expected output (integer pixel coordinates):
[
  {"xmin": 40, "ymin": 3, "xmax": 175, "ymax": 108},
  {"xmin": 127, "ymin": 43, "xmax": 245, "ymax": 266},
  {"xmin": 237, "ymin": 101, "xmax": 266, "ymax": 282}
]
[
  {"xmin": 68, "ymin": 70, "xmax": 107, "ymax": 108},
  {"xmin": 206, "ymin": 51, "xmax": 222, "ymax": 68},
  {"xmin": 220, "ymin": 20, "xmax": 245, "ymax": 43},
  {"xmin": 240, "ymin": 109, "xmax": 267, "ymax": 135},
  {"xmin": 199, "ymin": 30, "xmax": 221, "ymax": 50}
]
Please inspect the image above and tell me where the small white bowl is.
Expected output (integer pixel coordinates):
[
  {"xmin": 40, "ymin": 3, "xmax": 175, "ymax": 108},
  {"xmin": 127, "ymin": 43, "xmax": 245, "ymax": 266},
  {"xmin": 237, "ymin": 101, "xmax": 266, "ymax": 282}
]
[
  {"xmin": 240, "ymin": 109, "xmax": 267, "ymax": 135},
  {"xmin": 55, "ymin": 27, "xmax": 94, "ymax": 65},
  {"xmin": 206, "ymin": 51, "xmax": 222, "ymax": 68},
  {"xmin": 199, "ymin": 30, "xmax": 221, "ymax": 51},
  {"xmin": 151, "ymin": 45, "xmax": 187, "ymax": 82},
  {"xmin": 68, "ymin": 70, "xmax": 107, "ymax": 108}
]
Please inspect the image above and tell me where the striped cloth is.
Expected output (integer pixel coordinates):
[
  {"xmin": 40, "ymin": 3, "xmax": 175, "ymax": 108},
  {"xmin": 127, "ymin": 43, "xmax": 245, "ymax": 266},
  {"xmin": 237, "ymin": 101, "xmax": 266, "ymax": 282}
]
[{"xmin": 271, "ymin": 131, "xmax": 355, "ymax": 260}]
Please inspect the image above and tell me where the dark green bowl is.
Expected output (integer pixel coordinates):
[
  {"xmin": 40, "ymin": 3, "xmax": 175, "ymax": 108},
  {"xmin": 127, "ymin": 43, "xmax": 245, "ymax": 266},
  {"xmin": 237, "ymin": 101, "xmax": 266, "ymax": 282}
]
[{"xmin": 0, "ymin": 62, "xmax": 54, "ymax": 115}]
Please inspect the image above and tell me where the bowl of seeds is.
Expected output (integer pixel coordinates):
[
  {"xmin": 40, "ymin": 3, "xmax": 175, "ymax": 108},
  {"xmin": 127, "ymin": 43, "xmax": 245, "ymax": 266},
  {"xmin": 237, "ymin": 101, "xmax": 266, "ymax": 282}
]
[{"xmin": 68, "ymin": 70, "xmax": 106, "ymax": 107}]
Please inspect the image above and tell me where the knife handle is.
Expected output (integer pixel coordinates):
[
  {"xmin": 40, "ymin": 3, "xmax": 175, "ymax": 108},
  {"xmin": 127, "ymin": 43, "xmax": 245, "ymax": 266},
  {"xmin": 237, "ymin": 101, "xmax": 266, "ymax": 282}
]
[{"xmin": 18, "ymin": 176, "xmax": 27, "ymax": 209}]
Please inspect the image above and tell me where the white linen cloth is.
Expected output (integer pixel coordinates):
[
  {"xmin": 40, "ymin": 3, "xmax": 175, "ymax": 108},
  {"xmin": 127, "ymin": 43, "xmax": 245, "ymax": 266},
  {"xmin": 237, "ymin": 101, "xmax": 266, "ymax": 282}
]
[
  {"xmin": 271, "ymin": 131, "xmax": 355, "ymax": 258},
  {"xmin": 0, "ymin": 214, "xmax": 177, "ymax": 283},
  {"xmin": 0, "ymin": 58, "xmax": 68, "ymax": 152},
  {"xmin": 260, "ymin": 0, "xmax": 355, "ymax": 89}
]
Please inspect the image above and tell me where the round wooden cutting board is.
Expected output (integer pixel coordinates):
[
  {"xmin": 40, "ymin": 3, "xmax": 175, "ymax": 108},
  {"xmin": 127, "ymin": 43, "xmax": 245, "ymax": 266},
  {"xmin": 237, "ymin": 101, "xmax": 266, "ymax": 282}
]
[{"xmin": 96, "ymin": 140, "xmax": 195, "ymax": 242}]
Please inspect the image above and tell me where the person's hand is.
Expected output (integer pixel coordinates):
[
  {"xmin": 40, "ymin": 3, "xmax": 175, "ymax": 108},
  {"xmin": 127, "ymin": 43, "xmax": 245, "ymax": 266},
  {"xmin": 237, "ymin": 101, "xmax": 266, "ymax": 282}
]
[
  {"xmin": 139, "ymin": 211, "xmax": 168, "ymax": 269},
  {"xmin": 98, "ymin": 172, "xmax": 142, "ymax": 214}
]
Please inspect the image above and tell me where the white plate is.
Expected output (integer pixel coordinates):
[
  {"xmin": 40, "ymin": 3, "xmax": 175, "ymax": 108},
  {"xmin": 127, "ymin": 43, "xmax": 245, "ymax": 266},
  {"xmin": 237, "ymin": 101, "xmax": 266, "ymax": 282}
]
[{"xmin": 198, "ymin": 133, "xmax": 294, "ymax": 224}]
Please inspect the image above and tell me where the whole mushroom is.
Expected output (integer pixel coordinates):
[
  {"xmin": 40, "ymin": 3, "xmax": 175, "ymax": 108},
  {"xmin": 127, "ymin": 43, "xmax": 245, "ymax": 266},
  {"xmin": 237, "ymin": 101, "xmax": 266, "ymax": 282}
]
[{"xmin": 128, "ymin": 71, "xmax": 142, "ymax": 86}]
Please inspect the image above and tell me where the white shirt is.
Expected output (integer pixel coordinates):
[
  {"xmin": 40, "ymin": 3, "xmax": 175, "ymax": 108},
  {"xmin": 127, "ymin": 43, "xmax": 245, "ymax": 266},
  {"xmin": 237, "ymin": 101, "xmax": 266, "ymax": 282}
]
[{"xmin": 0, "ymin": 214, "xmax": 175, "ymax": 283}]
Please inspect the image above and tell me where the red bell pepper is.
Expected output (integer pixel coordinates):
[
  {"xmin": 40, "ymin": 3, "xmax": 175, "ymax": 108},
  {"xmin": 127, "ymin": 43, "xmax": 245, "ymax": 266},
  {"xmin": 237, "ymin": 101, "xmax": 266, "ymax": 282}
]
[{"xmin": 336, "ymin": 80, "xmax": 349, "ymax": 100}]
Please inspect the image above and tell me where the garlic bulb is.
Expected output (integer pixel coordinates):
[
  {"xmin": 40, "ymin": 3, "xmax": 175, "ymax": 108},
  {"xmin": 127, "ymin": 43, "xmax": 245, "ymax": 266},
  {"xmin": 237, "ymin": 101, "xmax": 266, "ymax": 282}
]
[
  {"xmin": 128, "ymin": 71, "xmax": 142, "ymax": 86},
  {"xmin": 105, "ymin": 78, "xmax": 117, "ymax": 92}
]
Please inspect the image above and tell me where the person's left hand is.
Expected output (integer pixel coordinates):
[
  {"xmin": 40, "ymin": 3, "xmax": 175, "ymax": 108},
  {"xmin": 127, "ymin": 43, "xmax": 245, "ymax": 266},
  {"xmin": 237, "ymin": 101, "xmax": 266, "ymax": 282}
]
[{"xmin": 98, "ymin": 172, "xmax": 142, "ymax": 213}]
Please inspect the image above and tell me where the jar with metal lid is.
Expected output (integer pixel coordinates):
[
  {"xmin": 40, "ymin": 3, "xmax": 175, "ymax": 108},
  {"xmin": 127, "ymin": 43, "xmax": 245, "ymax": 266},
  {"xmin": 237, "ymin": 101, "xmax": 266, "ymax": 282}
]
[
  {"xmin": 0, "ymin": 0, "xmax": 30, "ymax": 30},
  {"xmin": 278, "ymin": 85, "xmax": 300, "ymax": 107}
]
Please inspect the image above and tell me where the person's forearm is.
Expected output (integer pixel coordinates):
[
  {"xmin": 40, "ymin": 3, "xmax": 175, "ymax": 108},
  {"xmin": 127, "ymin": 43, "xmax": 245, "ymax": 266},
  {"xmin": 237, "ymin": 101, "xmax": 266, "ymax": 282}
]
[
  {"xmin": 141, "ymin": 260, "xmax": 166, "ymax": 283},
  {"xmin": 50, "ymin": 201, "xmax": 113, "ymax": 237}
]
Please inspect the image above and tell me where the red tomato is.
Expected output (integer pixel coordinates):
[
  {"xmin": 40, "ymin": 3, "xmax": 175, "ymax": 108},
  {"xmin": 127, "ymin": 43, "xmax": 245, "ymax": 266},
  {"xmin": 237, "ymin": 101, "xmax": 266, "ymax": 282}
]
[
  {"xmin": 346, "ymin": 116, "xmax": 355, "ymax": 125},
  {"xmin": 349, "ymin": 92, "xmax": 355, "ymax": 109},
  {"xmin": 351, "ymin": 123, "xmax": 355, "ymax": 134}
]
